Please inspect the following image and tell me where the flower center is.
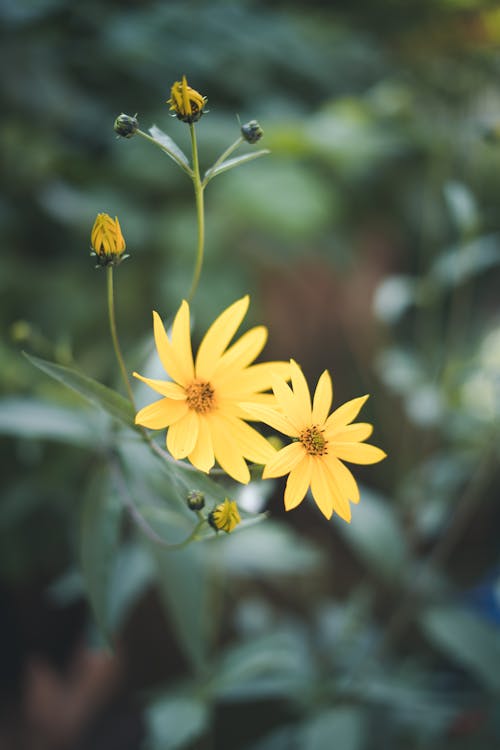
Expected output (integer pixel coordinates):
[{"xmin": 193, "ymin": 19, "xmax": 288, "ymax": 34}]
[
  {"xmin": 299, "ymin": 425, "xmax": 328, "ymax": 456},
  {"xmin": 185, "ymin": 380, "xmax": 215, "ymax": 414}
]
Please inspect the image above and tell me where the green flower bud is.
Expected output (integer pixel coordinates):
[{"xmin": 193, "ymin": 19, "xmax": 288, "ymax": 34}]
[
  {"xmin": 186, "ymin": 490, "xmax": 205, "ymax": 511},
  {"xmin": 114, "ymin": 113, "xmax": 139, "ymax": 138},
  {"xmin": 241, "ymin": 119, "xmax": 263, "ymax": 144}
]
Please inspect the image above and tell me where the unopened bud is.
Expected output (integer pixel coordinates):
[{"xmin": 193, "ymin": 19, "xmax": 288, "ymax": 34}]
[
  {"xmin": 186, "ymin": 490, "xmax": 205, "ymax": 511},
  {"xmin": 241, "ymin": 119, "xmax": 263, "ymax": 144},
  {"xmin": 114, "ymin": 113, "xmax": 139, "ymax": 138}
]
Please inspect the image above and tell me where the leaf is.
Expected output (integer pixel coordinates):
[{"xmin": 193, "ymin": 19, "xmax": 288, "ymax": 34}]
[
  {"xmin": 0, "ymin": 397, "xmax": 98, "ymax": 446},
  {"xmin": 214, "ymin": 628, "xmax": 312, "ymax": 701},
  {"xmin": 301, "ymin": 708, "xmax": 366, "ymax": 750},
  {"xmin": 25, "ymin": 353, "xmax": 135, "ymax": 428},
  {"xmin": 151, "ymin": 541, "xmax": 210, "ymax": 674},
  {"xmin": 80, "ymin": 467, "xmax": 123, "ymax": 642},
  {"xmin": 107, "ymin": 542, "xmax": 155, "ymax": 631},
  {"xmin": 337, "ymin": 487, "xmax": 409, "ymax": 583},
  {"xmin": 210, "ymin": 521, "xmax": 322, "ymax": 576},
  {"xmin": 430, "ymin": 233, "xmax": 500, "ymax": 288},
  {"xmin": 420, "ymin": 605, "xmax": 500, "ymax": 692},
  {"xmin": 204, "ymin": 150, "xmax": 270, "ymax": 182},
  {"xmin": 148, "ymin": 125, "xmax": 191, "ymax": 171},
  {"xmin": 145, "ymin": 691, "xmax": 209, "ymax": 750}
]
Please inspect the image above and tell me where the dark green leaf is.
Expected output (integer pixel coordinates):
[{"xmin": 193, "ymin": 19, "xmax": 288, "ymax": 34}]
[
  {"xmin": 420, "ymin": 605, "xmax": 500, "ymax": 692},
  {"xmin": 25, "ymin": 353, "xmax": 135, "ymax": 427},
  {"xmin": 80, "ymin": 467, "xmax": 123, "ymax": 641},
  {"xmin": 301, "ymin": 708, "xmax": 366, "ymax": 750},
  {"xmin": 148, "ymin": 125, "xmax": 191, "ymax": 171},
  {"xmin": 145, "ymin": 691, "xmax": 209, "ymax": 750},
  {"xmin": 204, "ymin": 150, "xmax": 270, "ymax": 182},
  {"xmin": 0, "ymin": 397, "xmax": 101, "ymax": 446}
]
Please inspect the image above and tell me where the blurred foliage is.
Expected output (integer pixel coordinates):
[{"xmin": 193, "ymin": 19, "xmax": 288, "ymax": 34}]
[{"xmin": 2, "ymin": 0, "xmax": 500, "ymax": 748}]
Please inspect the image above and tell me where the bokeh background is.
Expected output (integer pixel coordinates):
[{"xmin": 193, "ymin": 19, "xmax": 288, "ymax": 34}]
[{"xmin": 1, "ymin": 0, "xmax": 500, "ymax": 748}]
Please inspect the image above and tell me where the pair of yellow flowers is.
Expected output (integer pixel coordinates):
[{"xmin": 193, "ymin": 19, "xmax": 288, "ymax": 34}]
[{"xmin": 134, "ymin": 296, "xmax": 386, "ymax": 523}]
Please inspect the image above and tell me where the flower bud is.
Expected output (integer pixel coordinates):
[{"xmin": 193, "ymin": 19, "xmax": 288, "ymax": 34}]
[
  {"xmin": 241, "ymin": 119, "xmax": 263, "ymax": 144},
  {"xmin": 90, "ymin": 213, "xmax": 128, "ymax": 267},
  {"xmin": 167, "ymin": 76, "xmax": 207, "ymax": 124},
  {"xmin": 208, "ymin": 499, "xmax": 241, "ymax": 534},
  {"xmin": 114, "ymin": 113, "xmax": 139, "ymax": 138},
  {"xmin": 186, "ymin": 490, "xmax": 205, "ymax": 511}
]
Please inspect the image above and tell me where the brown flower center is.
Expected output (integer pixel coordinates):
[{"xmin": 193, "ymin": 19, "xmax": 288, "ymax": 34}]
[
  {"xmin": 299, "ymin": 425, "xmax": 328, "ymax": 456},
  {"xmin": 185, "ymin": 380, "xmax": 216, "ymax": 414}
]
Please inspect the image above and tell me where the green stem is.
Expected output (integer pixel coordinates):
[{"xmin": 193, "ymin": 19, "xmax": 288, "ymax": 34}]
[
  {"xmin": 106, "ymin": 265, "xmax": 136, "ymax": 408},
  {"xmin": 188, "ymin": 123, "xmax": 205, "ymax": 302}
]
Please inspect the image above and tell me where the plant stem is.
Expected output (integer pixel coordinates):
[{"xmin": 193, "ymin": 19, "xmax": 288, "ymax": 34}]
[
  {"xmin": 106, "ymin": 265, "xmax": 136, "ymax": 408},
  {"xmin": 188, "ymin": 123, "xmax": 205, "ymax": 302}
]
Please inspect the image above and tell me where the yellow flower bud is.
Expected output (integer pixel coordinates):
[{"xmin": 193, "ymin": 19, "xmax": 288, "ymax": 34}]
[
  {"xmin": 209, "ymin": 499, "xmax": 241, "ymax": 534},
  {"xmin": 167, "ymin": 75, "xmax": 207, "ymax": 124},
  {"xmin": 90, "ymin": 213, "xmax": 128, "ymax": 267}
]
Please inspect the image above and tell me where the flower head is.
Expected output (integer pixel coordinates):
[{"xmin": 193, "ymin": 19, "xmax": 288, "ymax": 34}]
[
  {"xmin": 209, "ymin": 499, "xmax": 241, "ymax": 533},
  {"xmin": 244, "ymin": 360, "xmax": 386, "ymax": 522},
  {"xmin": 134, "ymin": 296, "xmax": 289, "ymax": 483},
  {"xmin": 168, "ymin": 76, "xmax": 207, "ymax": 124},
  {"xmin": 90, "ymin": 213, "xmax": 128, "ymax": 266}
]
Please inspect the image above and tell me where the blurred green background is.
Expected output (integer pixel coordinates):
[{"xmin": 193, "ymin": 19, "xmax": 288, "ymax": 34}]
[{"xmin": 1, "ymin": 0, "xmax": 500, "ymax": 748}]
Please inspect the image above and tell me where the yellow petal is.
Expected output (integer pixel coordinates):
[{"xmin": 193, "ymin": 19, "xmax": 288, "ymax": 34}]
[
  {"xmin": 325, "ymin": 395, "xmax": 369, "ymax": 432},
  {"xmin": 321, "ymin": 458, "xmax": 354, "ymax": 520},
  {"xmin": 324, "ymin": 455, "xmax": 360, "ymax": 504},
  {"xmin": 135, "ymin": 398, "xmax": 188, "ymax": 429},
  {"xmin": 166, "ymin": 411, "xmax": 199, "ymax": 459},
  {"xmin": 195, "ymin": 296, "xmax": 249, "ymax": 380},
  {"xmin": 327, "ymin": 422, "xmax": 373, "ymax": 443},
  {"xmin": 220, "ymin": 415, "xmax": 276, "ymax": 465},
  {"xmin": 152, "ymin": 311, "xmax": 193, "ymax": 387},
  {"xmin": 262, "ymin": 441, "xmax": 305, "ymax": 478},
  {"xmin": 213, "ymin": 326, "xmax": 267, "ymax": 381},
  {"xmin": 284, "ymin": 456, "xmax": 312, "ymax": 510},
  {"xmin": 288, "ymin": 360, "xmax": 312, "ymax": 426},
  {"xmin": 240, "ymin": 403, "xmax": 298, "ymax": 437},
  {"xmin": 221, "ymin": 361, "xmax": 291, "ymax": 398},
  {"xmin": 331, "ymin": 442, "xmax": 387, "ymax": 465},
  {"xmin": 188, "ymin": 415, "xmax": 215, "ymax": 473},
  {"xmin": 312, "ymin": 370, "xmax": 333, "ymax": 425},
  {"xmin": 310, "ymin": 460, "xmax": 335, "ymax": 519},
  {"xmin": 271, "ymin": 373, "xmax": 306, "ymax": 432},
  {"xmin": 171, "ymin": 301, "xmax": 195, "ymax": 381},
  {"xmin": 133, "ymin": 372, "xmax": 187, "ymax": 399},
  {"xmin": 209, "ymin": 413, "xmax": 251, "ymax": 484}
]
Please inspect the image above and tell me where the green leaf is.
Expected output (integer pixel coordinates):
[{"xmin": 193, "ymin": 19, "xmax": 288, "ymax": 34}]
[
  {"xmin": 204, "ymin": 150, "xmax": 270, "ymax": 183},
  {"xmin": 151, "ymin": 541, "xmax": 210, "ymax": 674},
  {"xmin": 420, "ymin": 605, "xmax": 500, "ymax": 692},
  {"xmin": 301, "ymin": 708, "xmax": 366, "ymax": 750},
  {"xmin": 80, "ymin": 467, "xmax": 123, "ymax": 642},
  {"xmin": 0, "ymin": 397, "xmax": 98, "ymax": 446},
  {"xmin": 145, "ymin": 691, "xmax": 209, "ymax": 750},
  {"xmin": 25, "ymin": 353, "xmax": 135, "ymax": 428},
  {"xmin": 148, "ymin": 125, "xmax": 191, "ymax": 171},
  {"xmin": 337, "ymin": 487, "xmax": 409, "ymax": 583}
]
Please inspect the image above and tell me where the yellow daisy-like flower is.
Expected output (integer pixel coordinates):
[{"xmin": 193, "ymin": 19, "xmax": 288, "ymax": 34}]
[
  {"xmin": 209, "ymin": 499, "xmax": 241, "ymax": 534},
  {"xmin": 133, "ymin": 296, "xmax": 289, "ymax": 484},
  {"xmin": 244, "ymin": 360, "xmax": 386, "ymax": 522},
  {"xmin": 167, "ymin": 75, "xmax": 207, "ymax": 123},
  {"xmin": 90, "ymin": 213, "xmax": 127, "ymax": 266}
]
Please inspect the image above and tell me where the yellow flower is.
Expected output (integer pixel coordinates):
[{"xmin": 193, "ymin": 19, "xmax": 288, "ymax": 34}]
[
  {"xmin": 243, "ymin": 360, "xmax": 386, "ymax": 522},
  {"xmin": 90, "ymin": 213, "xmax": 127, "ymax": 266},
  {"xmin": 133, "ymin": 296, "xmax": 290, "ymax": 483},
  {"xmin": 209, "ymin": 499, "xmax": 241, "ymax": 533},
  {"xmin": 167, "ymin": 75, "xmax": 207, "ymax": 123}
]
